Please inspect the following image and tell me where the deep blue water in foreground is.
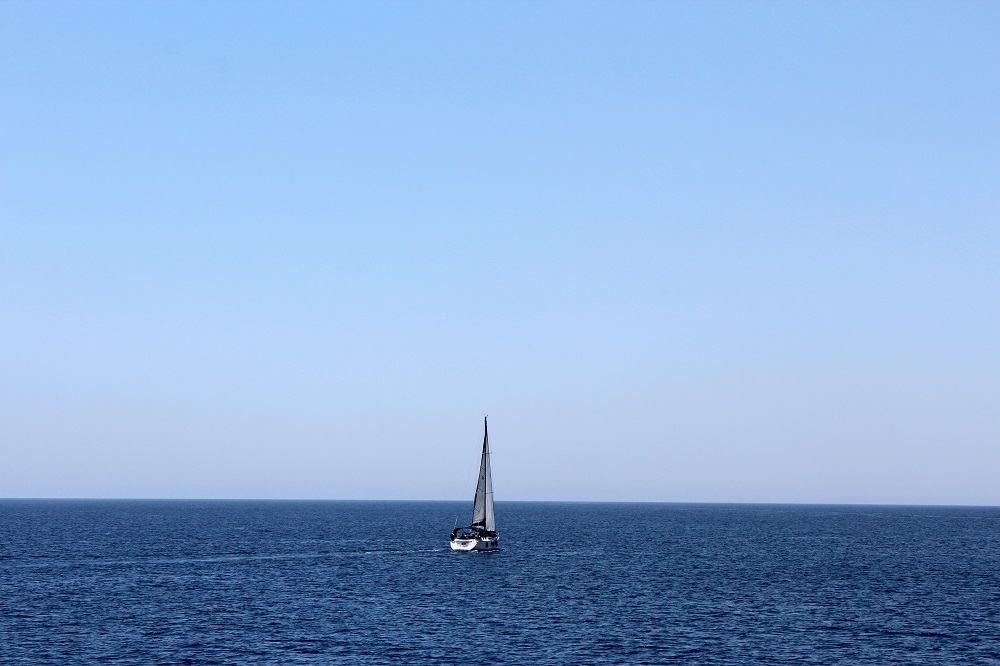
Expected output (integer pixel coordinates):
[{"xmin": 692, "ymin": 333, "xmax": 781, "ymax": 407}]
[{"xmin": 2, "ymin": 501, "xmax": 999, "ymax": 665}]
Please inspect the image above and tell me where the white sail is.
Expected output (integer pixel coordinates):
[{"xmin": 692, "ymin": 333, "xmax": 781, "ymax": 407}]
[{"xmin": 470, "ymin": 416, "xmax": 495, "ymax": 532}]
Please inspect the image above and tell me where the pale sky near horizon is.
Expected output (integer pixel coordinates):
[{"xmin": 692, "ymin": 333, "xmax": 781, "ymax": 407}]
[{"xmin": 2, "ymin": 1, "xmax": 998, "ymax": 505}]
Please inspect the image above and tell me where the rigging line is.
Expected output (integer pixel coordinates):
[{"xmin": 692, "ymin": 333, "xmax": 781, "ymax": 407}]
[{"xmin": 461, "ymin": 423, "xmax": 479, "ymax": 525}]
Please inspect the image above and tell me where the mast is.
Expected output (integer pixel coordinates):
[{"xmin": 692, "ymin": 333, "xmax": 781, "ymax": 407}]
[{"xmin": 484, "ymin": 416, "xmax": 494, "ymax": 532}]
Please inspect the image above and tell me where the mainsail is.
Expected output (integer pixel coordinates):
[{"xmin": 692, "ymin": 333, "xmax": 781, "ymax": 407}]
[{"xmin": 469, "ymin": 416, "xmax": 495, "ymax": 532}]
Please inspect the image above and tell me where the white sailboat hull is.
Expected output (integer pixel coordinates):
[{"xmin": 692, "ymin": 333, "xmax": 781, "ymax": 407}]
[{"xmin": 450, "ymin": 535, "xmax": 500, "ymax": 551}]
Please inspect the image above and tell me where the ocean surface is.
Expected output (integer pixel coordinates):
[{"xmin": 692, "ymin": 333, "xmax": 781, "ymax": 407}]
[{"xmin": 2, "ymin": 501, "xmax": 999, "ymax": 665}]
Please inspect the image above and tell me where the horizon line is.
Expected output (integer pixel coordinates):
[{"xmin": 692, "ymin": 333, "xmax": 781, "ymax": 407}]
[{"xmin": 2, "ymin": 497, "xmax": 997, "ymax": 509}]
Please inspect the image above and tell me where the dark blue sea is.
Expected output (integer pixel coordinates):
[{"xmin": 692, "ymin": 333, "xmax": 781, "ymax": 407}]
[{"xmin": 2, "ymin": 501, "xmax": 999, "ymax": 665}]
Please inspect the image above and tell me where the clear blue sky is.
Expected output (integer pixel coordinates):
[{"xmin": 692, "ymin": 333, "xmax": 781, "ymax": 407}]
[{"xmin": 2, "ymin": 1, "xmax": 997, "ymax": 504}]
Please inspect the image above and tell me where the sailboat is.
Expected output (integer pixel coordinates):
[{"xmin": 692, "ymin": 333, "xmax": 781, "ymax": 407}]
[{"xmin": 450, "ymin": 416, "xmax": 500, "ymax": 551}]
